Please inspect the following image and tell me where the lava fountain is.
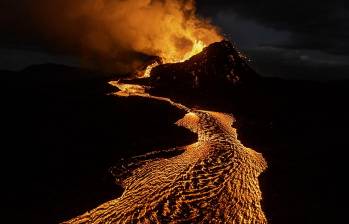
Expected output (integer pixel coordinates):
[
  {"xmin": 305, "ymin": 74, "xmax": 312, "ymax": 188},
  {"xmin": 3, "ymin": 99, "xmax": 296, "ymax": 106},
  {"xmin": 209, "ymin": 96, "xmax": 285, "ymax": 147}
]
[{"xmin": 142, "ymin": 40, "xmax": 207, "ymax": 77}]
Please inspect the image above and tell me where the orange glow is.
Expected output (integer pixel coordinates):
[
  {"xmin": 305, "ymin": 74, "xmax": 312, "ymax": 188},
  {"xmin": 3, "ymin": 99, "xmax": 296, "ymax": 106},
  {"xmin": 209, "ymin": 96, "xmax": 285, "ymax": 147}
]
[
  {"xmin": 124, "ymin": 0, "xmax": 222, "ymax": 77},
  {"xmin": 27, "ymin": 0, "xmax": 222, "ymax": 73},
  {"xmin": 162, "ymin": 39, "xmax": 207, "ymax": 64},
  {"xmin": 182, "ymin": 40, "xmax": 206, "ymax": 62}
]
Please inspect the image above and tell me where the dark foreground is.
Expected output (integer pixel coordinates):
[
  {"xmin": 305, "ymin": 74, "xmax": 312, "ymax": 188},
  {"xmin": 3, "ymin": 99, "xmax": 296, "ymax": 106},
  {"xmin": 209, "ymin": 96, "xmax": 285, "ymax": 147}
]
[{"xmin": 2, "ymin": 64, "xmax": 349, "ymax": 223}]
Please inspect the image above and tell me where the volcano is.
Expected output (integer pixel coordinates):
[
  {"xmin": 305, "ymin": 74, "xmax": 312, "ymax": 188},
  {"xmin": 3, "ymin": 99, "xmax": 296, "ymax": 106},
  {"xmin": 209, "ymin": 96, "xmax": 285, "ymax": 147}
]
[
  {"xmin": 124, "ymin": 40, "xmax": 260, "ymax": 98},
  {"xmin": 150, "ymin": 40, "xmax": 259, "ymax": 92},
  {"xmin": 121, "ymin": 40, "xmax": 262, "ymax": 110}
]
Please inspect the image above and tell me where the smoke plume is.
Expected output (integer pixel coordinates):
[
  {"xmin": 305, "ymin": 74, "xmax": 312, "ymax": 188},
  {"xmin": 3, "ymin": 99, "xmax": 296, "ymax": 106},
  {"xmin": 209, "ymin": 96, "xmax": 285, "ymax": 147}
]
[{"xmin": 1, "ymin": 0, "xmax": 221, "ymax": 73}]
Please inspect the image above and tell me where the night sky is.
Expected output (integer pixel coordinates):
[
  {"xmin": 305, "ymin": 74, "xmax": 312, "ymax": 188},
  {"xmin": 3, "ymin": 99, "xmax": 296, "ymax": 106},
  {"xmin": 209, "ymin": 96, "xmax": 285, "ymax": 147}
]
[{"xmin": 1, "ymin": 0, "xmax": 348, "ymax": 80}]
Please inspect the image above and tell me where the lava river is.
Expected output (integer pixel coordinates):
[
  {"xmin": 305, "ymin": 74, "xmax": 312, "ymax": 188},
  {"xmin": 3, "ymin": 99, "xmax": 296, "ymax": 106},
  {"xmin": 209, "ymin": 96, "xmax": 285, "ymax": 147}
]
[{"xmin": 64, "ymin": 82, "xmax": 268, "ymax": 224}]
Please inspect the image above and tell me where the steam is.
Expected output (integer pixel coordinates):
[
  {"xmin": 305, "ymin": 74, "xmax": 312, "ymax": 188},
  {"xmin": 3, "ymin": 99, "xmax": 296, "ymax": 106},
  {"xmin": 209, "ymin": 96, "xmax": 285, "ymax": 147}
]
[{"xmin": 7, "ymin": 0, "xmax": 222, "ymax": 73}]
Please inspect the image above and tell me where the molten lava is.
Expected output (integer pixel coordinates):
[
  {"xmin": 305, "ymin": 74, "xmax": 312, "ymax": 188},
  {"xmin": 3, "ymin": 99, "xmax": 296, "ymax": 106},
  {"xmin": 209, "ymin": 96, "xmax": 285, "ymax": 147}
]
[
  {"xmin": 142, "ymin": 40, "xmax": 207, "ymax": 78},
  {"xmin": 182, "ymin": 40, "xmax": 207, "ymax": 61},
  {"xmin": 65, "ymin": 82, "xmax": 268, "ymax": 223},
  {"xmin": 143, "ymin": 61, "xmax": 160, "ymax": 78},
  {"xmin": 109, "ymin": 81, "xmax": 148, "ymax": 96},
  {"xmin": 142, "ymin": 40, "xmax": 210, "ymax": 78}
]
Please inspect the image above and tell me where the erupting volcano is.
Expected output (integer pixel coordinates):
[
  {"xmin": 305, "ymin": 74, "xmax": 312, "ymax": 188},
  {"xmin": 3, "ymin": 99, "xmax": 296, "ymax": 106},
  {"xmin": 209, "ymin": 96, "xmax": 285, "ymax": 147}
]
[
  {"xmin": 64, "ymin": 40, "xmax": 268, "ymax": 223},
  {"xmin": 37, "ymin": 0, "xmax": 270, "ymax": 223},
  {"xmin": 3, "ymin": 0, "xmax": 349, "ymax": 223}
]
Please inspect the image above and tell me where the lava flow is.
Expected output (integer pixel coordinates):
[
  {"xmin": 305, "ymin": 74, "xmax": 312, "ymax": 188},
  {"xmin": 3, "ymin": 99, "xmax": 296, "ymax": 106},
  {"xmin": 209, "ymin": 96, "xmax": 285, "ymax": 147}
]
[{"xmin": 64, "ymin": 45, "xmax": 268, "ymax": 223}]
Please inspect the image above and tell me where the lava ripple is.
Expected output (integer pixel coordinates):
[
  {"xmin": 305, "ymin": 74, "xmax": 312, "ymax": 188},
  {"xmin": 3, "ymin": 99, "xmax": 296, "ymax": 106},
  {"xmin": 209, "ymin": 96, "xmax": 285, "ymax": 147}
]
[{"xmin": 64, "ymin": 104, "xmax": 268, "ymax": 223}]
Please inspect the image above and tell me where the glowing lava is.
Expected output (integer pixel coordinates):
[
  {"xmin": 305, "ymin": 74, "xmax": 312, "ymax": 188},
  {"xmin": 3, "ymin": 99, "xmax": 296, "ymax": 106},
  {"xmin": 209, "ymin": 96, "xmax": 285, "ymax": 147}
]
[
  {"xmin": 109, "ymin": 81, "xmax": 148, "ymax": 96},
  {"xmin": 182, "ymin": 40, "xmax": 206, "ymax": 62},
  {"xmin": 142, "ymin": 40, "xmax": 208, "ymax": 77},
  {"xmin": 143, "ymin": 61, "xmax": 160, "ymax": 78},
  {"xmin": 64, "ymin": 81, "xmax": 268, "ymax": 223}
]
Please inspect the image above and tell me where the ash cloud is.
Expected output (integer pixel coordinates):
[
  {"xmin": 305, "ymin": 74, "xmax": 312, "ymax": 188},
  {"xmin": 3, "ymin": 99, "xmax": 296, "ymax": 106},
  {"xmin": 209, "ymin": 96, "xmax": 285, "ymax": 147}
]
[{"xmin": 0, "ymin": 0, "xmax": 221, "ymax": 73}]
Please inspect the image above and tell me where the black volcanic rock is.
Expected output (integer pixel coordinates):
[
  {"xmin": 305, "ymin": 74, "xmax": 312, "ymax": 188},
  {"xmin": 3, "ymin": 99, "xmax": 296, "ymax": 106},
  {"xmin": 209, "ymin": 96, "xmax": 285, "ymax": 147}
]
[{"xmin": 149, "ymin": 40, "xmax": 260, "ymax": 94}]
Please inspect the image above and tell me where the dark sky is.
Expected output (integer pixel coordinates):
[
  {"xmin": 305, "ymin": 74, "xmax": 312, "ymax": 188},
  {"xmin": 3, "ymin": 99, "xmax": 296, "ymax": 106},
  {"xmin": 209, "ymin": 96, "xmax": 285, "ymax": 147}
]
[
  {"xmin": 197, "ymin": 0, "xmax": 349, "ymax": 80},
  {"xmin": 1, "ymin": 0, "xmax": 349, "ymax": 80}
]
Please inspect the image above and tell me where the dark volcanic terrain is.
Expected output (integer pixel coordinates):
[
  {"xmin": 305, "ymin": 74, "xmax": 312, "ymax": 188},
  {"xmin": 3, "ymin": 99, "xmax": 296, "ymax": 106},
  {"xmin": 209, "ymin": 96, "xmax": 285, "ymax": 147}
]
[{"xmin": 2, "ymin": 41, "xmax": 349, "ymax": 223}]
